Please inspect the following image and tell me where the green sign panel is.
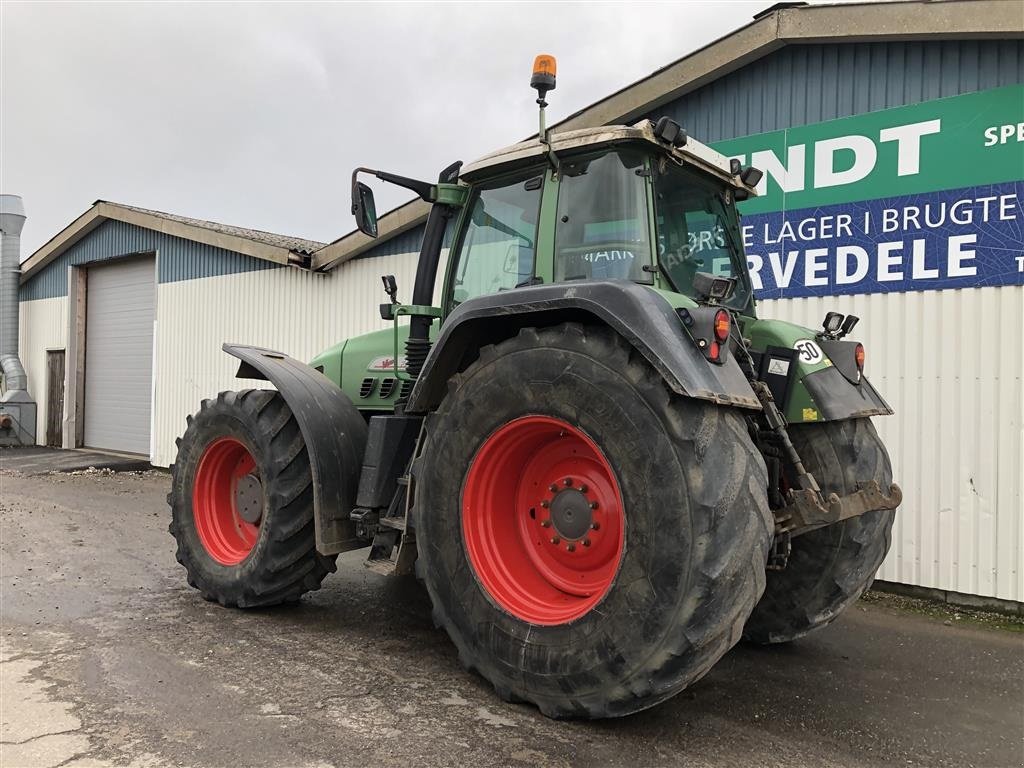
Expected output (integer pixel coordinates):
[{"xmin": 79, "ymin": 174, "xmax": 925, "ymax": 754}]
[{"xmin": 711, "ymin": 85, "xmax": 1024, "ymax": 297}]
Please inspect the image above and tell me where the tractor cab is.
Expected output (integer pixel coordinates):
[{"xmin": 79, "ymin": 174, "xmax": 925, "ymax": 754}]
[
  {"xmin": 445, "ymin": 123, "xmax": 761, "ymax": 315},
  {"xmin": 354, "ymin": 119, "xmax": 763, "ymax": 323}
]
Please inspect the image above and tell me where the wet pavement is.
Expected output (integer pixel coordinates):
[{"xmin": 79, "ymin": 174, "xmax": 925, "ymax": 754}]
[{"xmin": 1, "ymin": 468, "xmax": 1022, "ymax": 768}]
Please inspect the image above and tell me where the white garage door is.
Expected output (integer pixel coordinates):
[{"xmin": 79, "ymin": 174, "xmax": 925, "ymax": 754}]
[{"xmin": 84, "ymin": 257, "xmax": 155, "ymax": 455}]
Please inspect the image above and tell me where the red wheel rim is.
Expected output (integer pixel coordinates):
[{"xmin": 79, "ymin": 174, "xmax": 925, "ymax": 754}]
[
  {"xmin": 193, "ymin": 437, "xmax": 261, "ymax": 566},
  {"xmin": 462, "ymin": 415, "xmax": 625, "ymax": 625}
]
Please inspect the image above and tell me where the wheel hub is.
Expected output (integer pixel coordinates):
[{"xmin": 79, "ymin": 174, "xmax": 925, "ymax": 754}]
[
  {"xmin": 235, "ymin": 474, "xmax": 264, "ymax": 524},
  {"xmin": 548, "ymin": 485, "xmax": 593, "ymax": 541}
]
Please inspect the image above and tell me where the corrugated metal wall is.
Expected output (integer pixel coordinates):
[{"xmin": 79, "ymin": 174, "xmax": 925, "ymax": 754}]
[
  {"xmin": 17, "ymin": 296, "xmax": 68, "ymax": 442},
  {"xmin": 152, "ymin": 250, "xmax": 420, "ymax": 467},
  {"xmin": 20, "ymin": 219, "xmax": 280, "ymax": 301},
  {"xmin": 647, "ymin": 40, "xmax": 1024, "ymax": 143},
  {"xmin": 759, "ymin": 288, "xmax": 1023, "ymax": 603}
]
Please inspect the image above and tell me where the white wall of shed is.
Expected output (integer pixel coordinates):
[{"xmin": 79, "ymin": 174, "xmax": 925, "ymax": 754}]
[
  {"xmin": 17, "ymin": 296, "xmax": 68, "ymax": 443},
  {"xmin": 152, "ymin": 252, "xmax": 422, "ymax": 468},
  {"xmin": 759, "ymin": 285, "xmax": 1023, "ymax": 603}
]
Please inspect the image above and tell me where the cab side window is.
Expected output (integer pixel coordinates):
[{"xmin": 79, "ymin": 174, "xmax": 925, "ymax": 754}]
[
  {"xmin": 553, "ymin": 150, "xmax": 652, "ymax": 283},
  {"xmin": 451, "ymin": 174, "xmax": 543, "ymax": 305}
]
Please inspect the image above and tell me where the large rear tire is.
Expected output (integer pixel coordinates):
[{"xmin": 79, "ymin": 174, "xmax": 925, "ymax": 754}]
[
  {"xmin": 169, "ymin": 389, "xmax": 338, "ymax": 607},
  {"xmin": 415, "ymin": 324, "xmax": 773, "ymax": 718},
  {"xmin": 743, "ymin": 418, "xmax": 896, "ymax": 644}
]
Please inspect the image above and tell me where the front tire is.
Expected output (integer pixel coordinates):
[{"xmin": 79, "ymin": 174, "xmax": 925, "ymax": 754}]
[
  {"xmin": 743, "ymin": 418, "xmax": 896, "ymax": 644},
  {"xmin": 415, "ymin": 324, "xmax": 774, "ymax": 718},
  {"xmin": 169, "ymin": 389, "xmax": 337, "ymax": 607}
]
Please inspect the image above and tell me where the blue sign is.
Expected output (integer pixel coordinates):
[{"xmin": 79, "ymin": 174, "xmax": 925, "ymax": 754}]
[{"xmin": 740, "ymin": 182, "xmax": 1024, "ymax": 300}]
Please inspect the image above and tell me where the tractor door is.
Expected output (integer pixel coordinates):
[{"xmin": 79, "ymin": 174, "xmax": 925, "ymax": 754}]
[
  {"xmin": 445, "ymin": 170, "xmax": 544, "ymax": 313},
  {"xmin": 550, "ymin": 150, "xmax": 656, "ymax": 284}
]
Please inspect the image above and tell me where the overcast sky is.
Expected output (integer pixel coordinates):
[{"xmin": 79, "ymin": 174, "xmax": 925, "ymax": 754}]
[{"xmin": 4, "ymin": 1, "xmax": 828, "ymax": 257}]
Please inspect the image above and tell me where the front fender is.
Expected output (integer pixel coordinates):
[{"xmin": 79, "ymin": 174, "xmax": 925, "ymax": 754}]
[
  {"xmin": 406, "ymin": 280, "xmax": 760, "ymax": 413},
  {"xmin": 223, "ymin": 343, "xmax": 368, "ymax": 556}
]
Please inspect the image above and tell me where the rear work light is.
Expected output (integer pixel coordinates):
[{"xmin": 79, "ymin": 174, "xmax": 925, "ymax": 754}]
[{"xmin": 855, "ymin": 343, "xmax": 865, "ymax": 373}]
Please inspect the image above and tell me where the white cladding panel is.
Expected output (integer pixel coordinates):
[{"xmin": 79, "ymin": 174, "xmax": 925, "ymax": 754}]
[
  {"xmin": 151, "ymin": 251, "xmax": 421, "ymax": 468},
  {"xmin": 17, "ymin": 296, "xmax": 68, "ymax": 443},
  {"xmin": 83, "ymin": 258, "xmax": 156, "ymax": 455},
  {"xmin": 758, "ymin": 286, "xmax": 1023, "ymax": 602}
]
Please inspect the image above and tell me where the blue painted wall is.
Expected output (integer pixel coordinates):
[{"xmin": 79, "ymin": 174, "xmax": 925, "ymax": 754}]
[
  {"xmin": 644, "ymin": 40, "xmax": 1024, "ymax": 143},
  {"xmin": 20, "ymin": 219, "xmax": 282, "ymax": 301}
]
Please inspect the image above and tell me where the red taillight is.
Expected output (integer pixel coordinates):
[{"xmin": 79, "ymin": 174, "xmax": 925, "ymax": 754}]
[
  {"xmin": 855, "ymin": 343, "xmax": 865, "ymax": 372},
  {"xmin": 713, "ymin": 309, "xmax": 730, "ymax": 343},
  {"xmin": 708, "ymin": 341, "xmax": 721, "ymax": 361}
]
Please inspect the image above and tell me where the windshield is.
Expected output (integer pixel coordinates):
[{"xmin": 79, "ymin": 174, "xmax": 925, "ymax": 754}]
[{"xmin": 653, "ymin": 161, "xmax": 751, "ymax": 310}]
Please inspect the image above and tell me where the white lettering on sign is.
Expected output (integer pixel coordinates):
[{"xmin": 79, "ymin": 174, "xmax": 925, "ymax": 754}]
[
  {"xmin": 793, "ymin": 339, "xmax": 824, "ymax": 364},
  {"xmin": 815, "ymin": 135, "xmax": 877, "ymax": 189},
  {"xmin": 983, "ymin": 122, "xmax": 1024, "ymax": 146},
  {"xmin": 731, "ymin": 118, "xmax": 944, "ymax": 195},
  {"xmin": 879, "ymin": 119, "xmax": 942, "ymax": 176},
  {"xmin": 745, "ymin": 232, "xmax": 994, "ymax": 291},
  {"xmin": 751, "ymin": 145, "xmax": 806, "ymax": 194},
  {"xmin": 836, "ymin": 246, "xmax": 869, "ymax": 285}
]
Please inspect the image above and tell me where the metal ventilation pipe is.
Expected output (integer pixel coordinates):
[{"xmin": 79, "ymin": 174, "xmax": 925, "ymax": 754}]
[
  {"xmin": 0, "ymin": 194, "xmax": 28, "ymax": 392},
  {"xmin": 0, "ymin": 194, "xmax": 35, "ymax": 447}
]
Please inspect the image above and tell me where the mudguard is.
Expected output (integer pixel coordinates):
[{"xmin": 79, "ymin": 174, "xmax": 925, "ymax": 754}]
[
  {"xmin": 801, "ymin": 366, "xmax": 892, "ymax": 421},
  {"xmin": 223, "ymin": 343, "xmax": 369, "ymax": 556},
  {"xmin": 405, "ymin": 280, "xmax": 760, "ymax": 414}
]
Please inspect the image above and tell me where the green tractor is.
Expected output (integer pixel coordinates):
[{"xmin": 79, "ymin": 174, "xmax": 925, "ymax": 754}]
[{"xmin": 169, "ymin": 57, "xmax": 901, "ymax": 719}]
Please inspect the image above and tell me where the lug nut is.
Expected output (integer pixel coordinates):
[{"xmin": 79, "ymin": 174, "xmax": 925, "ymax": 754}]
[
  {"xmin": 566, "ymin": 543, "xmax": 576, "ymax": 552},
  {"xmin": 589, "ymin": 501, "xmax": 599, "ymax": 510},
  {"xmin": 540, "ymin": 519, "xmax": 551, "ymax": 528},
  {"xmin": 540, "ymin": 499, "xmax": 550, "ymax": 508},
  {"xmin": 549, "ymin": 536, "xmax": 560, "ymax": 545},
  {"xmin": 583, "ymin": 538, "xmax": 591, "ymax": 547},
  {"xmin": 577, "ymin": 484, "xmax": 588, "ymax": 493},
  {"xmin": 591, "ymin": 522, "xmax": 600, "ymax": 530},
  {"xmin": 549, "ymin": 484, "xmax": 559, "ymax": 493},
  {"xmin": 563, "ymin": 478, "xmax": 573, "ymax": 487}
]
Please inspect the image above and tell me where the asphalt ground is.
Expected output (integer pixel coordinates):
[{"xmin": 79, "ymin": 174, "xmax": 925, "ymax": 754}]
[{"xmin": 1, "ymin": 466, "xmax": 1022, "ymax": 768}]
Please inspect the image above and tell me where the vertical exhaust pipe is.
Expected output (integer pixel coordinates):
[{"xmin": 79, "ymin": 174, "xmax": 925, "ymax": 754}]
[{"xmin": 0, "ymin": 194, "xmax": 37, "ymax": 446}]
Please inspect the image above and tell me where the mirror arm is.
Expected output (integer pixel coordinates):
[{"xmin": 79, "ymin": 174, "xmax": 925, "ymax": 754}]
[{"xmin": 353, "ymin": 167, "xmax": 434, "ymax": 202}]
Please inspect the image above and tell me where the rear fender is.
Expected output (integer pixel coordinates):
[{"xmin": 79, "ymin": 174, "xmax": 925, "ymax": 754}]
[
  {"xmin": 405, "ymin": 280, "xmax": 760, "ymax": 413},
  {"xmin": 223, "ymin": 344, "xmax": 369, "ymax": 555}
]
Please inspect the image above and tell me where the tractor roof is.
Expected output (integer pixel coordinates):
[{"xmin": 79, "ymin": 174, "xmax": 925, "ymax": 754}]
[{"xmin": 459, "ymin": 121, "xmax": 755, "ymax": 193}]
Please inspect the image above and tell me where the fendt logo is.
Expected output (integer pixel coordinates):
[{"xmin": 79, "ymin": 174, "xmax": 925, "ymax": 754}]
[
  {"xmin": 738, "ymin": 118, "xmax": 941, "ymax": 195},
  {"xmin": 714, "ymin": 84, "xmax": 1024, "ymax": 299}
]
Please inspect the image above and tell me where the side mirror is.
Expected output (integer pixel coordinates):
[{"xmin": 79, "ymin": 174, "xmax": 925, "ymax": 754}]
[{"xmin": 352, "ymin": 181, "xmax": 378, "ymax": 238}]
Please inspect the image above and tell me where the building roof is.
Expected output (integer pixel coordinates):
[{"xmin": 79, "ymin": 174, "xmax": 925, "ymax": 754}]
[
  {"xmin": 310, "ymin": 0, "xmax": 1023, "ymax": 272},
  {"xmin": 21, "ymin": 200, "xmax": 325, "ymax": 283}
]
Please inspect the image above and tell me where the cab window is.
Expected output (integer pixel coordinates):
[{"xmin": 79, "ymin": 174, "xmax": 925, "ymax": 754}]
[
  {"xmin": 654, "ymin": 163, "xmax": 751, "ymax": 309},
  {"xmin": 553, "ymin": 150, "xmax": 652, "ymax": 283},
  {"xmin": 451, "ymin": 173, "xmax": 542, "ymax": 305}
]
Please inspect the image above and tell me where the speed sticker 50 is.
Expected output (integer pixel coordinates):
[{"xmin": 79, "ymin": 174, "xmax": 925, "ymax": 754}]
[{"xmin": 793, "ymin": 339, "xmax": 824, "ymax": 364}]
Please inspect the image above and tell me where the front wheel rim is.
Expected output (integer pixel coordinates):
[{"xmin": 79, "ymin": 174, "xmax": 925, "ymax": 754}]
[
  {"xmin": 193, "ymin": 437, "xmax": 262, "ymax": 565},
  {"xmin": 462, "ymin": 415, "xmax": 625, "ymax": 625}
]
